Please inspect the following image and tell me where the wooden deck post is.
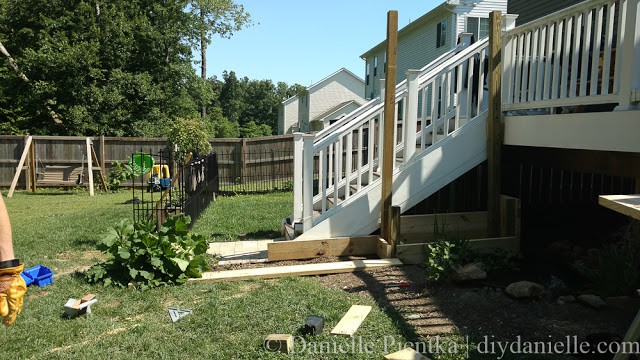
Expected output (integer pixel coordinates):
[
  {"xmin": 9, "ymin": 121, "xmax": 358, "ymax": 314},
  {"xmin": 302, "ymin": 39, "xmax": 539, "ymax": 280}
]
[
  {"xmin": 404, "ymin": 70, "xmax": 421, "ymax": 161},
  {"xmin": 293, "ymin": 133, "xmax": 304, "ymax": 223},
  {"xmin": 487, "ymin": 10, "xmax": 503, "ymax": 237},
  {"xmin": 381, "ymin": 10, "xmax": 398, "ymax": 249},
  {"xmin": 302, "ymin": 134, "xmax": 315, "ymax": 231}
]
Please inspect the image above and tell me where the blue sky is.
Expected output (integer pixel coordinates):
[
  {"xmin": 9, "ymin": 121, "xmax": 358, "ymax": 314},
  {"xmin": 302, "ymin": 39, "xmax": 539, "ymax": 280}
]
[{"xmin": 194, "ymin": 1, "xmax": 441, "ymax": 86}]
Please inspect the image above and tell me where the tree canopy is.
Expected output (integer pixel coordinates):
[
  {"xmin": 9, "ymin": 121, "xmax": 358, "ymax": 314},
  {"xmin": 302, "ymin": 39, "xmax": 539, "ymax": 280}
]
[{"xmin": 0, "ymin": 0, "xmax": 301, "ymax": 138}]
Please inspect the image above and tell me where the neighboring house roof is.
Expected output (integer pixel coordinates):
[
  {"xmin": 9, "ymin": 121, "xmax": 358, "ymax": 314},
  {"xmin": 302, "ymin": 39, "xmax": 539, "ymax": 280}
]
[
  {"xmin": 280, "ymin": 68, "xmax": 365, "ymax": 105},
  {"xmin": 311, "ymin": 100, "xmax": 362, "ymax": 122},
  {"xmin": 360, "ymin": 0, "xmax": 458, "ymax": 59}
]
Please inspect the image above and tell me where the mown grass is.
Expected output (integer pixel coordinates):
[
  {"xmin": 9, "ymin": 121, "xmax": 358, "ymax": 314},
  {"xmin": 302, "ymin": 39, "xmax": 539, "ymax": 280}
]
[
  {"xmin": 1, "ymin": 190, "xmax": 413, "ymax": 359},
  {"xmin": 191, "ymin": 192, "xmax": 292, "ymax": 242},
  {"xmin": 1, "ymin": 189, "xmax": 548, "ymax": 359}
]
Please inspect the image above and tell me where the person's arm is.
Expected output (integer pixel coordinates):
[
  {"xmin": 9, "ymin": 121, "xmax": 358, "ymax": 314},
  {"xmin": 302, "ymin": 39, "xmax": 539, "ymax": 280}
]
[
  {"xmin": 0, "ymin": 192, "xmax": 26, "ymax": 328},
  {"xmin": 0, "ymin": 193, "xmax": 15, "ymax": 262}
]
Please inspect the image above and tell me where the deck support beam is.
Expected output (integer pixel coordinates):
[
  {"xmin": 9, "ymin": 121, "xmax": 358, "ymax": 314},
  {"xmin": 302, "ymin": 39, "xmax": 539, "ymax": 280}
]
[
  {"xmin": 487, "ymin": 11, "xmax": 503, "ymax": 237},
  {"xmin": 381, "ymin": 10, "xmax": 398, "ymax": 255}
]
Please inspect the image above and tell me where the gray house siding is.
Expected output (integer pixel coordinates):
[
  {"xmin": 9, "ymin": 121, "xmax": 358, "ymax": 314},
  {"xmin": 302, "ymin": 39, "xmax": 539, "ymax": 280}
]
[
  {"xmin": 508, "ymin": 0, "xmax": 583, "ymax": 25},
  {"xmin": 364, "ymin": 7, "xmax": 453, "ymax": 100}
]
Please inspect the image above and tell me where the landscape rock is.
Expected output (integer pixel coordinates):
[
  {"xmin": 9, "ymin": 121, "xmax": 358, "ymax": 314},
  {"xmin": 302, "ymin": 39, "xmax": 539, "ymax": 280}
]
[
  {"xmin": 452, "ymin": 263, "xmax": 487, "ymax": 282},
  {"xmin": 556, "ymin": 295, "xmax": 576, "ymax": 304},
  {"xmin": 505, "ymin": 281, "xmax": 545, "ymax": 299},
  {"xmin": 578, "ymin": 294, "xmax": 607, "ymax": 309}
]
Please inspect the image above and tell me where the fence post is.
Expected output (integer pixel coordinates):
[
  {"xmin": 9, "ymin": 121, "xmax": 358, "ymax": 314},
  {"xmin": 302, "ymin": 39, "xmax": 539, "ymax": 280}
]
[
  {"xmin": 302, "ymin": 134, "xmax": 315, "ymax": 231},
  {"xmin": 240, "ymin": 138, "xmax": 248, "ymax": 184},
  {"xmin": 616, "ymin": 0, "xmax": 640, "ymax": 110},
  {"xmin": 271, "ymin": 149, "xmax": 276, "ymax": 190},
  {"xmin": 404, "ymin": 69, "xmax": 420, "ymax": 162},
  {"xmin": 99, "ymin": 135, "xmax": 106, "ymax": 176},
  {"xmin": 293, "ymin": 133, "xmax": 304, "ymax": 224}
]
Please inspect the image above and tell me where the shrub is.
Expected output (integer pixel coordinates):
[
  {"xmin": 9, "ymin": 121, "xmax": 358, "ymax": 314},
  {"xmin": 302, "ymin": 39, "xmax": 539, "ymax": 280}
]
[
  {"xmin": 425, "ymin": 215, "xmax": 471, "ymax": 281},
  {"xmin": 167, "ymin": 117, "xmax": 212, "ymax": 159},
  {"xmin": 573, "ymin": 237, "xmax": 640, "ymax": 297},
  {"xmin": 85, "ymin": 215, "xmax": 210, "ymax": 290},
  {"xmin": 106, "ymin": 161, "xmax": 134, "ymax": 191}
]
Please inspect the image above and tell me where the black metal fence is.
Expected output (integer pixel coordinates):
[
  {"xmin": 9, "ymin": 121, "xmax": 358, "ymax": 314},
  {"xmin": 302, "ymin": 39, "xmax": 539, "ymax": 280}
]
[
  {"xmin": 131, "ymin": 149, "xmax": 218, "ymax": 228},
  {"xmin": 215, "ymin": 148, "xmax": 293, "ymax": 193}
]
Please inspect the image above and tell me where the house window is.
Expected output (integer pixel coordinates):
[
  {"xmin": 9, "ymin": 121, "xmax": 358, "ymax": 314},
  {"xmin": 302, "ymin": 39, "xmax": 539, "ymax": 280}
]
[
  {"xmin": 366, "ymin": 62, "xmax": 370, "ymax": 85},
  {"xmin": 466, "ymin": 17, "xmax": 489, "ymax": 41},
  {"xmin": 374, "ymin": 56, "xmax": 378, "ymax": 77},
  {"xmin": 383, "ymin": 51, "xmax": 387, "ymax": 73},
  {"xmin": 436, "ymin": 20, "xmax": 447, "ymax": 48}
]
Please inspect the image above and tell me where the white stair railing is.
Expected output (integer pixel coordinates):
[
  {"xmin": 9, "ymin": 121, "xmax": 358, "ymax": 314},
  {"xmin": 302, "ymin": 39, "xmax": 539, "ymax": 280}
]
[
  {"xmin": 293, "ymin": 38, "xmax": 490, "ymax": 231},
  {"xmin": 503, "ymin": 0, "xmax": 640, "ymax": 111},
  {"xmin": 312, "ymin": 43, "xmax": 467, "ymax": 144}
]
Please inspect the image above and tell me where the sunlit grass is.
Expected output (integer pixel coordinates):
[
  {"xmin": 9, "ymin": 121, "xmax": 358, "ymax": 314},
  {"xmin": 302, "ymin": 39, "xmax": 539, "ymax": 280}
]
[{"xmin": 191, "ymin": 192, "xmax": 292, "ymax": 242}]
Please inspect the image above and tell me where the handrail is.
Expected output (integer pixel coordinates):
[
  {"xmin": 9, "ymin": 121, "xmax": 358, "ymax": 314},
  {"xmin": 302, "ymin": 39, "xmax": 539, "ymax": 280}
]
[
  {"xmin": 313, "ymin": 88, "xmax": 408, "ymax": 151},
  {"xmin": 505, "ymin": 0, "xmax": 614, "ymax": 36},
  {"xmin": 314, "ymin": 39, "xmax": 488, "ymax": 152},
  {"xmin": 313, "ymin": 43, "xmax": 465, "ymax": 143}
]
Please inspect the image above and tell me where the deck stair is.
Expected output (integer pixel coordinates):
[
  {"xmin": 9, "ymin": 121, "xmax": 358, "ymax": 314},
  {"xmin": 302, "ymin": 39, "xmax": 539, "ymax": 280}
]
[
  {"xmin": 289, "ymin": 0, "xmax": 640, "ymax": 241},
  {"xmin": 290, "ymin": 37, "xmax": 491, "ymax": 240}
]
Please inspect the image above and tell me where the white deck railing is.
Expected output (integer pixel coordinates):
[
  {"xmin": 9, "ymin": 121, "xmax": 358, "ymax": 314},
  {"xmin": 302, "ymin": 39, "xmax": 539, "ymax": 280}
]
[
  {"xmin": 293, "ymin": 38, "xmax": 490, "ymax": 230},
  {"xmin": 503, "ymin": 0, "xmax": 640, "ymax": 111}
]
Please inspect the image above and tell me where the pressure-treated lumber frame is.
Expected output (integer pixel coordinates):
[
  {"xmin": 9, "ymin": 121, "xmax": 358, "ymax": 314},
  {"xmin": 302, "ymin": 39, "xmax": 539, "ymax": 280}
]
[{"xmin": 189, "ymin": 259, "xmax": 403, "ymax": 283}]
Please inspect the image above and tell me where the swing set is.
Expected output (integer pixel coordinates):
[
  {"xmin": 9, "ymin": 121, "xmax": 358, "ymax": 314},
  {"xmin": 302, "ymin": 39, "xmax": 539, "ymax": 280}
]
[{"xmin": 7, "ymin": 136, "xmax": 108, "ymax": 198}]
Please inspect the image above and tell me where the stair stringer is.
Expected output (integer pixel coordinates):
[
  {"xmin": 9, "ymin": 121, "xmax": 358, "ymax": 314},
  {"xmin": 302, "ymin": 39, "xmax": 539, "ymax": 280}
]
[{"xmin": 296, "ymin": 111, "xmax": 488, "ymax": 241}]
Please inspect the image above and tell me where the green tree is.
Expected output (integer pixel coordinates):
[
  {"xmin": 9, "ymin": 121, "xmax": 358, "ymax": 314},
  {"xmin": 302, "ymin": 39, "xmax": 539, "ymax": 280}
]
[
  {"xmin": 240, "ymin": 121, "xmax": 271, "ymax": 138},
  {"xmin": 0, "ymin": 0, "xmax": 250, "ymax": 136},
  {"xmin": 187, "ymin": 0, "xmax": 252, "ymax": 118},
  {"xmin": 167, "ymin": 117, "xmax": 213, "ymax": 158}
]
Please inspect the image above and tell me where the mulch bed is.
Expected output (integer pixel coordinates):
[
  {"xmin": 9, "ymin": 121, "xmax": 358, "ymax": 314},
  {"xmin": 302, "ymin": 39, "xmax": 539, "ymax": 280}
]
[{"xmin": 212, "ymin": 257, "xmax": 635, "ymax": 344}]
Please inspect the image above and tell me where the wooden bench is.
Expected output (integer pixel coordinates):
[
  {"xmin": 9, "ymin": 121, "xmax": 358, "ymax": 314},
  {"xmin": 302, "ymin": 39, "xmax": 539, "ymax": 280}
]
[{"xmin": 38, "ymin": 165, "xmax": 84, "ymax": 186}]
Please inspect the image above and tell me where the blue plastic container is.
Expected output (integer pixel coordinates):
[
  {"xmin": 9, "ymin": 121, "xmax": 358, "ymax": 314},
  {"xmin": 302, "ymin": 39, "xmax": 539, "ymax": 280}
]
[
  {"xmin": 20, "ymin": 271, "xmax": 34, "ymax": 286},
  {"xmin": 23, "ymin": 265, "xmax": 54, "ymax": 287}
]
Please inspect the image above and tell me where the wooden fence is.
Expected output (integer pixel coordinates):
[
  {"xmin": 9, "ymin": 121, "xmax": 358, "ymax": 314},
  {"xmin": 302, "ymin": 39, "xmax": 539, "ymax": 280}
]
[{"xmin": 0, "ymin": 135, "xmax": 294, "ymax": 192}]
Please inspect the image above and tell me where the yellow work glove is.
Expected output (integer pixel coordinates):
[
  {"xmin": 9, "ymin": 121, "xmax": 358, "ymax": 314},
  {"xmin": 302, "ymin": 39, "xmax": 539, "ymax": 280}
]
[{"xmin": 0, "ymin": 263, "xmax": 27, "ymax": 327}]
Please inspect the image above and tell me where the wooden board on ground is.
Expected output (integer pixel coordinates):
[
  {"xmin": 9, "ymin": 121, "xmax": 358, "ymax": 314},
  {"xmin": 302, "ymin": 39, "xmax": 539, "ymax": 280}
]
[
  {"xmin": 330, "ymin": 305, "xmax": 372, "ymax": 336},
  {"xmin": 267, "ymin": 236, "xmax": 378, "ymax": 261},
  {"xmin": 599, "ymin": 194, "xmax": 640, "ymax": 221},
  {"xmin": 384, "ymin": 347, "xmax": 430, "ymax": 360},
  {"xmin": 396, "ymin": 236, "xmax": 519, "ymax": 265},
  {"xmin": 190, "ymin": 259, "xmax": 403, "ymax": 283}
]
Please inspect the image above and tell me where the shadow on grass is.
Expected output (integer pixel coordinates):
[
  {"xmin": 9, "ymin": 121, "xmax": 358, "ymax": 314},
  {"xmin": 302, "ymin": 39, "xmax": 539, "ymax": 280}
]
[
  {"xmin": 22, "ymin": 189, "xmax": 87, "ymax": 196},
  {"xmin": 72, "ymin": 238, "xmax": 100, "ymax": 248},
  {"xmin": 240, "ymin": 230, "xmax": 281, "ymax": 240}
]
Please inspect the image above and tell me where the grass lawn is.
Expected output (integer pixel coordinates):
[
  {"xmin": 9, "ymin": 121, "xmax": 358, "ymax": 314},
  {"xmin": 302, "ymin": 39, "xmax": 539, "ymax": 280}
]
[
  {"xmin": 191, "ymin": 191, "xmax": 292, "ymax": 242},
  {"xmin": 1, "ymin": 189, "xmax": 538, "ymax": 359},
  {"xmin": 0, "ymin": 190, "xmax": 415, "ymax": 359}
]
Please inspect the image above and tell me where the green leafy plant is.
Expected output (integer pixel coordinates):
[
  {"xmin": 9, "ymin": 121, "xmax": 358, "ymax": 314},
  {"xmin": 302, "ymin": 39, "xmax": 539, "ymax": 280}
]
[
  {"xmin": 472, "ymin": 248, "xmax": 521, "ymax": 273},
  {"xmin": 167, "ymin": 117, "xmax": 213, "ymax": 159},
  {"xmin": 280, "ymin": 179, "xmax": 293, "ymax": 191},
  {"xmin": 85, "ymin": 215, "xmax": 210, "ymax": 290},
  {"xmin": 425, "ymin": 214, "xmax": 471, "ymax": 281},
  {"xmin": 106, "ymin": 161, "xmax": 134, "ymax": 191},
  {"xmin": 573, "ymin": 237, "xmax": 640, "ymax": 297}
]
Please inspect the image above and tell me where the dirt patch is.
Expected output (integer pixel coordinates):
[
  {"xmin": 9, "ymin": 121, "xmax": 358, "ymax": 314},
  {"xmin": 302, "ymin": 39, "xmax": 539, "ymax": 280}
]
[
  {"xmin": 222, "ymin": 283, "xmax": 261, "ymax": 301},
  {"xmin": 317, "ymin": 265, "xmax": 634, "ymax": 343},
  {"xmin": 54, "ymin": 250, "xmax": 103, "ymax": 262},
  {"xmin": 210, "ymin": 257, "xmax": 634, "ymax": 343}
]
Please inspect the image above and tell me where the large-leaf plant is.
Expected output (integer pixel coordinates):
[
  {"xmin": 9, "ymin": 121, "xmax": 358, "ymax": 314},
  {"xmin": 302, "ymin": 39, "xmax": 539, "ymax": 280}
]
[{"xmin": 86, "ymin": 215, "xmax": 209, "ymax": 290}]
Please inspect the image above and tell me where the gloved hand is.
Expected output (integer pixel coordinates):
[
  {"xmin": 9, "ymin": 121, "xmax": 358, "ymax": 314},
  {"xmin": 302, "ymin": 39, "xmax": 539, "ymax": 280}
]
[{"xmin": 0, "ymin": 263, "xmax": 27, "ymax": 327}]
